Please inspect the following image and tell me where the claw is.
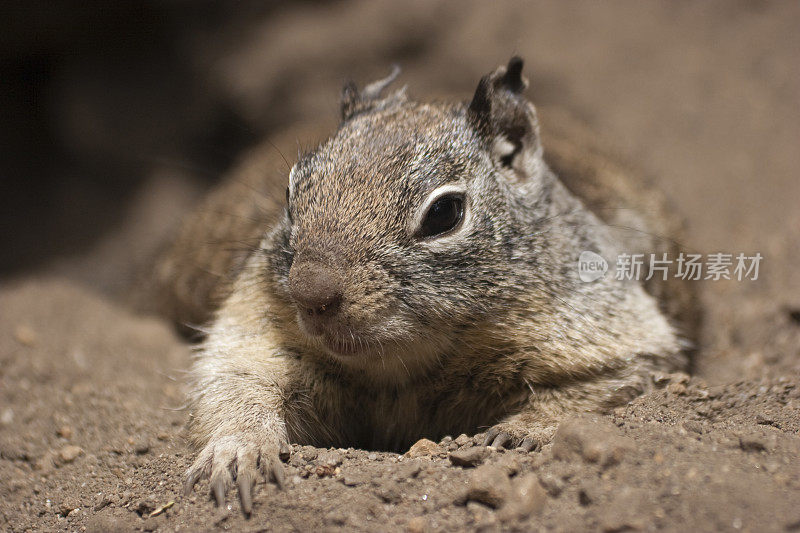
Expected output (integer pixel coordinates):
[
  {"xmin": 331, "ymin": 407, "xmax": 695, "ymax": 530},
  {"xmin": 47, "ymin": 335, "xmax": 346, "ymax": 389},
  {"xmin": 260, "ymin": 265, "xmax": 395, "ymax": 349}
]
[
  {"xmin": 185, "ymin": 437, "xmax": 286, "ymax": 515},
  {"xmin": 208, "ymin": 443, "xmax": 236, "ymax": 506},
  {"xmin": 520, "ymin": 437, "xmax": 537, "ymax": 452},
  {"xmin": 237, "ymin": 474, "xmax": 253, "ymax": 516},
  {"xmin": 491, "ymin": 431, "xmax": 512, "ymax": 449},
  {"xmin": 482, "ymin": 427, "xmax": 501, "ymax": 447},
  {"xmin": 211, "ymin": 475, "xmax": 227, "ymax": 507},
  {"xmin": 267, "ymin": 458, "xmax": 286, "ymax": 489},
  {"xmin": 236, "ymin": 446, "xmax": 258, "ymax": 516},
  {"xmin": 184, "ymin": 468, "xmax": 203, "ymax": 497}
]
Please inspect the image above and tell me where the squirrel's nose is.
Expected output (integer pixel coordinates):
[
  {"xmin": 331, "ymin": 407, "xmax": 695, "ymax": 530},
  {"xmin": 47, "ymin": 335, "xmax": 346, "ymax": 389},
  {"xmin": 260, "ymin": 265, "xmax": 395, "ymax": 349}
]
[{"xmin": 288, "ymin": 260, "xmax": 343, "ymax": 317}]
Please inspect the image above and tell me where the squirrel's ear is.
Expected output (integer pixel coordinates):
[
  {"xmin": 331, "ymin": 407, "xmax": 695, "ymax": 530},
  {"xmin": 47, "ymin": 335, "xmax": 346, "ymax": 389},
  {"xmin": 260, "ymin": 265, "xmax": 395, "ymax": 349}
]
[
  {"xmin": 468, "ymin": 57, "xmax": 542, "ymax": 181},
  {"xmin": 340, "ymin": 65, "xmax": 406, "ymax": 121}
]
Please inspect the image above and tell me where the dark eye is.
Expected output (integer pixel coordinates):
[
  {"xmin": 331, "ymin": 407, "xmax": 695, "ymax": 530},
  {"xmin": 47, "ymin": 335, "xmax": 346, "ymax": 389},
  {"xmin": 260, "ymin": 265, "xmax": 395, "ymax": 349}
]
[{"xmin": 418, "ymin": 194, "xmax": 464, "ymax": 238}]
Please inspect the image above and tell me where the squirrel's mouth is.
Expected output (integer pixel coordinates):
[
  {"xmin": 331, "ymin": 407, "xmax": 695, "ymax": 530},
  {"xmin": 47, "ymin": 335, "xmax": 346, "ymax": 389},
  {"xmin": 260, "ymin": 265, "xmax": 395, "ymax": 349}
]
[{"xmin": 293, "ymin": 306, "xmax": 380, "ymax": 357}]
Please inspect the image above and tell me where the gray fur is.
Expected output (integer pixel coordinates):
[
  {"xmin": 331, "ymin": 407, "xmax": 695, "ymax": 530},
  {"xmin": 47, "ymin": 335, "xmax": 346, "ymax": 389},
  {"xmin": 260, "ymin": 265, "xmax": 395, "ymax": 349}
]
[{"xmin": 178, "ymin": 58, "xmax": 694, "ymax": 511}]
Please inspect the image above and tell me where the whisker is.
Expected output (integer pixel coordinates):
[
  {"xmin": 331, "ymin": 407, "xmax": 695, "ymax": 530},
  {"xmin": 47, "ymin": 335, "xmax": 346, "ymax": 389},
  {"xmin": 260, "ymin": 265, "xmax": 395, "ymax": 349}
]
[{"xmin": 160, "ymin": 402, "xmax": 190, "ymax": 411}]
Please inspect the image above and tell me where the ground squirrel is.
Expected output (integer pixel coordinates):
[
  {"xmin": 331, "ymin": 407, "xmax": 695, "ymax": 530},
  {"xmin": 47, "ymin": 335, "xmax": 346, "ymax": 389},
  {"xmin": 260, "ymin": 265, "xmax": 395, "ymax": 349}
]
[{"xmin": 166, "ymin": 58, "xmax": 696, "ymax": 514}]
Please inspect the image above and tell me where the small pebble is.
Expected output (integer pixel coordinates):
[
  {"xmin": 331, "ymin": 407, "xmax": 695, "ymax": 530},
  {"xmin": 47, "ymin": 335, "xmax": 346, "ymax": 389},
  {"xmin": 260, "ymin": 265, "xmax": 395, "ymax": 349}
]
[
  {"xmin": 59, "ymin": 500, "xmax": 79, "ymax": 516},
  {"xmin": 301, "ymin": 449, "xmax": 318, "ymax": 461},
  {"xmin": 58, "ymin": 445, "xmax": 84, "ymax": 464},
  {"xmin": 396, "ymin": 459, "xmax": 423, "ymax": 480},
  {"xmin": 499, "ymin": 473, "xmax": 547, "ymax": 520},
  {"xmin": 449, "ymin": 446, "xmax": 489, "ymax": 467},
  {"xmin": 134, "ymin": 441, "xmax": 150, "ymax": 455},
  {"xmin": 669, "ymin": 372, "xmax": 690, "ymax": 384},
  {"xmin": 551, "ymin": 415, "xmax": 633, "ymax": 467},
  {"xmin": 465, "ymin": 464, "xmax": 511, "ymax": 508},
  {"xmin": 755, "ymin": 414, "xmax": 780, "ymax": 428},
  {"xmin": 405, "ymin": 438, "xmax": 441, "ymax": 458},
  {"xmin": 319, "ymin": 450, "xmax": 342, "ymax": 467},
  {"xmin": 324, "ymin": 510, "xmax": 348, "ymax": 526},
  {"xmin": 135, "ymin": 498, "xmax": 156, "ymax": 516},
  {"xmin": 652, "ymin": 372, "xmax": 671, "ymax": 385},
  {"xmin": 315, "ymin": 464, "xmax": 336, "ymax": 477},
  {"xmin": 454, "ymin": 434, "xmax": 471, "ymax": 447},
  {"xmin": 738, "ymin": 434, "xmax": 773, "ymax": 453},
  {"xmin": 667, "ymin": 382, "xmax": 688, "ymax": 395},
  {"xmin": 377, "ymin": 485, "xmax": 402, "ymax": 504}
]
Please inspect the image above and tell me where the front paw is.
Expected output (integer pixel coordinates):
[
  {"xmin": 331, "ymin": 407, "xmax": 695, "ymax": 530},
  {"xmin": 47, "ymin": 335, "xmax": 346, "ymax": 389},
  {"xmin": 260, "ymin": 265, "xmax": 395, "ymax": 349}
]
[
  {"xmin": 481, "ymin": 422, "xmax": 556, "ymax": 452},
  {"xmin": 184, "ymin": 434, "xmax": 288, "ymax": 515}
]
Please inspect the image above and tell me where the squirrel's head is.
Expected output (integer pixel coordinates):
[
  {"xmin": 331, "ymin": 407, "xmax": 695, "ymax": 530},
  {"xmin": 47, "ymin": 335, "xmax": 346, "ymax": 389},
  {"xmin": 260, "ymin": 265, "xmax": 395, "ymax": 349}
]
[{"xmin": 269, "ymin": 57, "xmax": 549, "ymax": 376}]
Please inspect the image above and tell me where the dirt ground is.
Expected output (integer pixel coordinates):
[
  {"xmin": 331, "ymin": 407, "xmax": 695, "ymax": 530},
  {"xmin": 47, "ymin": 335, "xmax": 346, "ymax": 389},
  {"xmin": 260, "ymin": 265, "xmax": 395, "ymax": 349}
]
[{"xmin": 1, "ymin": 1, "xmax": 799, "ymax": 531}]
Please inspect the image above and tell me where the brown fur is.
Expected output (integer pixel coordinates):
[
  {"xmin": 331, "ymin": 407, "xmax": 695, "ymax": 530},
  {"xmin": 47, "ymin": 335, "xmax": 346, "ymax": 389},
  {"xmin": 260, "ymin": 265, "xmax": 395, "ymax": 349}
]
[{"xmin": 164, "ymin": 59, "xmax": 697, "ymax": 513}]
